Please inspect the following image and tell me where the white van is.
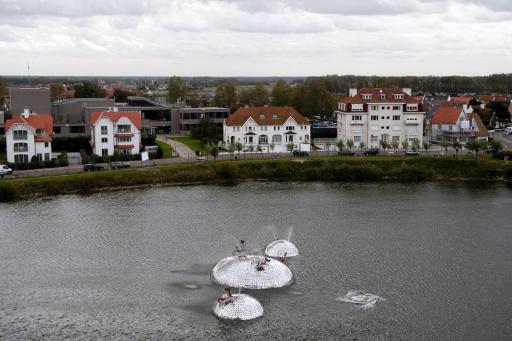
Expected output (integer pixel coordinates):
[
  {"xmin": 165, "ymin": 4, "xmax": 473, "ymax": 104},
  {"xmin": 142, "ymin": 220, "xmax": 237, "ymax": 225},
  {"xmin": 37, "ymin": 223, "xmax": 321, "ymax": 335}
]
[{"xmin": 505, "ymin": 127, "xmax": 512, "ymax": 135}]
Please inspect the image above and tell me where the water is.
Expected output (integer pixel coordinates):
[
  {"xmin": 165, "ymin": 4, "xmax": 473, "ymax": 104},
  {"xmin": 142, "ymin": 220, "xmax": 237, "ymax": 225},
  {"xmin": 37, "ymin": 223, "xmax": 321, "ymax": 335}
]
[{"xmin": 1, "ymin": 182, "xmax": 512, "ymax": 340}]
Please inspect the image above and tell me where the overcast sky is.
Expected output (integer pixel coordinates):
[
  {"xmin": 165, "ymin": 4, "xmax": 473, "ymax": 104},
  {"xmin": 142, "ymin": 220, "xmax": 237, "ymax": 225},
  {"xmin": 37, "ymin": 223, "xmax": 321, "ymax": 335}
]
[{"xmin": 1, "ymin": 0, "xmax": 511, "ymax": 77}]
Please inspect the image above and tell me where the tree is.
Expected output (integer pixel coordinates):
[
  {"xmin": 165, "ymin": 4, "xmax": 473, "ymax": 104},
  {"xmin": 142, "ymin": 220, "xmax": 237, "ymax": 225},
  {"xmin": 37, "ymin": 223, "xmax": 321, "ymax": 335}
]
[
  {"xmin": 74, "ymin": 81, "xmax": 105, "ymax": 98},
  {"xmin": 402, "ymin": 140, "xmax": 409, "ymax": 151},
  {"xmin": 168, "ymin": 76, "xmax": 188, "ymax": 103},
  {"xmin": 186, "ymin": 93, "xmax": 201, "ymax": 107},
  {"xmin": 50, "ymin": 83, "xmax": 65, "ymax": 101},
  {"xmin": 286, "ymin": 143, "xmax": 295, "ymax": 154},
  {"xmin": 256, "ymin": 144, "xmax": 263, "ymax": 154},
  {"xmin": 248, "ymin": 145, "xmax": 254, "ymax": 154},
  {"xmin": 452, "ymin": 141, "xmax": 462, "ymax": 157},
  {"xmin": 269, "ymin": 143, "xmax": 275, "ymax": 154},
  {"xmin": 113, "ymin": 88, "xmax": 133, "ymax": 103},
  {"xmin": 466, "ymin": 140, "xmax": 487, "ymax": 157},
  {"xmin": 209, "ymin": 143, "xmax": 219, "ymax": 160},
  {"xmin": 113, "ymin": 149, "xmax": 120, "ymax": 162},
  {"xmin": 379, "ymin": 140, "xmax": 389, "ymax": 153},
  {"xmin": 440, "ymin": 140, "xmax": 449, "ymax": 154},
  {"xmin": 228, "ymin": 143, "xmax": 236, "ymax": 159},
  {"xmin": 423, "ymin": 141, "xmax": 430, "ymax": 153},
  {"xmin": 271, "ymin": 80, "xmax": 293, "ymax": 106},
  {"xmin": 391, "ymin": 141, "xmax": 399, "ymax": 152},
  {"xmin": 411, "ymin": 139, "xmax": 420, "ymax": 152},
  {"xmin": 347, "ymin": 139, "xmax": 354, "ymax": 151},
  {"xmin": 336, "ymin": 140, "xmax": 345, "ymax": 154},
  {"xmin": 325, "ymin": 141, "xmax": 332, "ymax": 155},
  {"xmin": 191, "ymin": 118, "xmax": 218, "ymax": 146},
  {"xmin": 359, "ymin": 141, "xmax": 365, "ymax": 151},
  {"xmin": 235, "ymin": 142, "xmax": 243, "ymax": 157},
  {"xmin": 488, "ymin": 140, "xmax": 503, "ymax": 153},
  {"xmin": 214, "ymin": 81, "xmax": 239, "ymax": 113},
  {"xmin": 0, "ymin": 77, "xmax": 7, "ymax": 110},
  {"xmin": 239, "ymin": 85, "xmax": 270, "ymax": 107}
]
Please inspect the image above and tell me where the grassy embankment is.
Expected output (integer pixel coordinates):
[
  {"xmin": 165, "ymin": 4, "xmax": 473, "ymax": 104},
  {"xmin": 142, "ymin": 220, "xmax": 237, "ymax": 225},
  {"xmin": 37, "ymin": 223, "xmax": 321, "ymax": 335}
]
[
  {"xmin": 0, "ymin": 157, "xmax": 510, "ymax": 203},
  {"xmin": 170, "ymin": 136, "xmax": 205, "ymax": 155},
  {"xmin": 155, "ymin": 140, "xmax": 174, "ymax": 158}
]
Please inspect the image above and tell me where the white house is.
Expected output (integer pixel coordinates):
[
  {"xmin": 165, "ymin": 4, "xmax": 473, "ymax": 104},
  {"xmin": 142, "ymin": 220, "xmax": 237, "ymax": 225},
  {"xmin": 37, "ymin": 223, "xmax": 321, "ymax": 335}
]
[
  {"xmin": 90, "ymin": 110, "xmax": 142, "ymax": 156},
  {"xmin": 431, "ymin": 107, "xmax": 488, "ymax": 142},
  {"xmin": 223, "ymin": 106, "xmax": 310, "ymax": 153},
  {"xmin": 336, "ymin": 88, "xmax": 425, "ymax": 148},
  {"xmin": 5, "ymin": 109, "xmax": 54, "ymax": 163}
]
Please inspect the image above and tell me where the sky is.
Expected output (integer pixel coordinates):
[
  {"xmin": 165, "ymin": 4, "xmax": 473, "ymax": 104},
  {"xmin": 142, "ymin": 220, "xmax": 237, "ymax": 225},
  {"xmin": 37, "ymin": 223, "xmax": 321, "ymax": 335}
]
[{"xmin": 0, "ymin": 0, "xmax": 511, "ymax": 77}]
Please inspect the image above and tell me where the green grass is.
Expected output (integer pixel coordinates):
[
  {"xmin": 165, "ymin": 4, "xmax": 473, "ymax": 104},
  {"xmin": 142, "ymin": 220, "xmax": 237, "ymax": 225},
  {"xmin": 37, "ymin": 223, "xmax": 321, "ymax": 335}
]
[
  {"xmin": 170, "ymin": 136, "xmax": 205, "ymax": 154},
  {"xmin": 155, "ymin": 140, "xmax": 174, "ymax": 158},
  {"xmin": 0, "ymin": 153, "xmax": 6, "ymax": 162},
  {"xmin": 1, "ymin": 157, "xmax": 510, "ymax": 203}
]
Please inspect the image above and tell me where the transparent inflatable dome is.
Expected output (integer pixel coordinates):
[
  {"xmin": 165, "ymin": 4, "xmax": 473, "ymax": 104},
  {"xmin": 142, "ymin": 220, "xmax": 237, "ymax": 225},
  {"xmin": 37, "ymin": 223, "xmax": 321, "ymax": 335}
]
[
  {"xmin": 213, "ymin": 293, "xmax": 264, "ymax": 320},
  {"xmin": 211, "ymin": 255, "xmax": 294, "ymax": 289},
  {"xmin": 265, "ymin": 240, "xmax": 299, "ymax": 258}
]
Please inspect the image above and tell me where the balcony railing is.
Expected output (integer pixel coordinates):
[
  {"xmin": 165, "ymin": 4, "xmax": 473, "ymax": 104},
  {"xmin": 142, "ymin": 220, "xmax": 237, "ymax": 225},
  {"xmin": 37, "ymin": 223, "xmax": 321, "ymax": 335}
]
[
  {"xmin": 350, "ymin": 120, "xmax": 364, "ymax": 125},
  {"xmin": 14, "ymin": 147, "xmax": 28, "ymax": 152},
  {"xmin": 13, "ymin": 135, "xmax": 28, "ymax": 140},
  {"xmin": 35, "ymin": 132, "xmax": 48, "ymax": 137}
]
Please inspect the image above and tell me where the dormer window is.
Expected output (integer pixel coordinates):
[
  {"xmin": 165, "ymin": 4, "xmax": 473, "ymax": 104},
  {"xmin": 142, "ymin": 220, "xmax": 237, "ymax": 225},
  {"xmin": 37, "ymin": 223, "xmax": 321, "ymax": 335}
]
[
  {"xmin": 259, "ymin": 114, "xmax": 265, "ymax": 119},
  {"xmin": 272, "ymin": 114, "xmax": 278, "ymax": 119},
  {"xmin": 393, "ymin": 94, "xmax": 405, "ymax": 99},
  {"xmin": 362, "ymin": 94, "xmax": 372, "ymax": 100},
  {"xmin": 380, "ymin": 94, "xmax": 385, "ymax": 99}
]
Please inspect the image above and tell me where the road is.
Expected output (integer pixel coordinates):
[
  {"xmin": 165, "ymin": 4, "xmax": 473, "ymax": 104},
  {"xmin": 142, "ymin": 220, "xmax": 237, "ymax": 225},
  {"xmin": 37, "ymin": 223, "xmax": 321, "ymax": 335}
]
[{"xmin": 493, "ymin": 130, "xmax": 512, "ymax": 150}]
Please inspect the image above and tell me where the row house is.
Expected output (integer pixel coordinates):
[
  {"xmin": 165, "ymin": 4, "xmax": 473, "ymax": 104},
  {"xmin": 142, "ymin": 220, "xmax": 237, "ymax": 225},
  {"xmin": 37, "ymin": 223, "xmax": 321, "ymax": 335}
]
[
  {"xmin": 223, "ymin": 106, "xmax": 310, "ymax": 153},
  {"xmin": 431, "ymin": 107, "xmax": 488, "ymax": 142},
  {"xmin": 5, "ymin": 109, "xmax": 54, "ymax": 163},
  {"xmin": 90, "ymin": 110, "xmax": 142, "ymax": 157},
  {"xmin": 336, "ymin": 88, "xmax": 425, "ymax": 148}
]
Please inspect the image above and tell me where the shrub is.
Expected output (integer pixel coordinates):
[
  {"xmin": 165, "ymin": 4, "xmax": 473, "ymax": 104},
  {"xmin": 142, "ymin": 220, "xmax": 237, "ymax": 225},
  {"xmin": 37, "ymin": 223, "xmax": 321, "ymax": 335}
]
[{"xmin": 0, "ymin": 183, "xmax": 18, "ymax": 202}]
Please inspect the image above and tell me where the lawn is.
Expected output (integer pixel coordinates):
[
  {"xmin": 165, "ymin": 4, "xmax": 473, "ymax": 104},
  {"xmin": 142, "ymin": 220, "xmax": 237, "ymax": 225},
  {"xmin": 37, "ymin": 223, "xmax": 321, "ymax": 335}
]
[
  {"xmin": 155, "ymin": 140, "xmax": 174, "ymax": 158},
  {"xmin": 170, "ymin": 136, "xmax": 205, "ymax": 154}
]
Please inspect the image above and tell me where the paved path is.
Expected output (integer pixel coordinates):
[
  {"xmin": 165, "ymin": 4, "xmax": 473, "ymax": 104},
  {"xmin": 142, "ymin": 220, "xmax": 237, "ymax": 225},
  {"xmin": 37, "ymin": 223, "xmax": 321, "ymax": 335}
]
[
  {"xmin": 159, "ymin": 135, "xmax": 196, "ymax": 159},
  {"xmin": 493, "ymin": 131, "xmax": 512, "ymax": 150}
]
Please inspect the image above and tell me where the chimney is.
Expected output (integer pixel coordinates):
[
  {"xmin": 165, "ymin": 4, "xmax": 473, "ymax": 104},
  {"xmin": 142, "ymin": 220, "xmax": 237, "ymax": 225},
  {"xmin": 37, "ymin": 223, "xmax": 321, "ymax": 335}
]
[
  {"xmin": 22, "ymin": 108, "xmax": 30, "ymax": 118},
  {"xmin": 348, "ymin": 88, "xmax": 358, "ymax": 97},
  {"xmin": 402, "ymin": 88, "xmax": 412, "ymax": 96},
  {"xmin": 113, "ymin": 107, "xmax": 119, "ymax": 112}
]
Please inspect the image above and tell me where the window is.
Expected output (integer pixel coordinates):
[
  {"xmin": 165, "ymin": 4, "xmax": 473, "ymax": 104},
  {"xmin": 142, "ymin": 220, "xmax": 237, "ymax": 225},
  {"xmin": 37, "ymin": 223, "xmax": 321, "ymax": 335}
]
[
  {"xmin": 45, "ymin": 142, "xmax": 49, "ymax": 148},
  {"xmin": 70, "ymin": 126, "xmax": 86, "ymax": 134},
  {"xmin": 362, "ymin": 94, "xmax": 372, "ymax": 99},
  {"xmin": 371, "ymin": 135, "xmax": 378, "ymax": 142},
  {"xmin": 13, "ymin": 130, "xmax": 28, "ymax": 140},
  {"xmin": 386, "ymin": 126, "xmax": 390, "ymax": 129},
  {"xmin": 286, "ymin": 135, "xmax": 294, "ymax": 143},
  {"xmin": 101, "ymin": 137, "xmax": 108, "ymax": 143},
  {"xmin": 272, "ymin": 114, "xmax": 278, "ymax": 119},
  {"xmin": 37, "ymin": 153, "xmax": 42, "ymax": 161},
  {"xmin": 101, "ymin": 126, "xmax": 108, "ymax": 135},
  {"xmin": 393, "ymin": 106, "xmax": 401, "ymax": 110},
  {"xmin": 44, "ymin": 153, "xmax": 50, "ymax": 161},
  {"xmin": 259, "ymin": 114, "xmax": 265, "ymax": 119},
  {"xmin": 14, "ymin": 154, "xmax": 29, "ymax": 163},
  {"xmin": 101, "ymin": 148, "xmax": 108, "ymax": 156},
  {"xmin": 53, "ymin": 126, "xmax": 61, "ymax": 134},
  {"xmin": 248, "ymin": 136, "xmax": 253, "ymax": 143},
  {"xmin": 386, "ymin": 116, "xmax": 390, "ymax": 119},
  {"xmin": 371, "ymin": 115, "xmax": 379, "ymax": 121},
  {"xmin": 259, "ymin": 135, "xmax": 268, "ymax": 145},
  {"xmin": 272, "ymin": 135, "xmax": 282, "ymax": 144},
  {"xmin": 449, "ymin": 125, "xmax": 453, "ymax": 131},
  {"xmin": 370, "ymin": 105, "xmax": 379, "ymax": 111},
  {"xmin": 352, "ymin": 115, "xmax": 362, "ymax": 121},
  {"xmin": 381, "ymin": 116, "xmax": 385, "ymax": 119},
  {"xmin": 393, "ymin": 115, "xmax": 401, "ymax": 121},
  {"xmin": 35, "ymin": 129, "xmax": 47, "ymax": 137},
  {"xmin": 407, "ymin": 105, "xmax": 418, "ymax": 111},
  {"xmin": 387, "ymin": 107, "xmax": 390, "ymax": 110},
  {"xmin": 354, "ymin": 136, "xmax": 361, "ymax": 142},
  {"xmin": 286, "ymin": 126, "xmax": 295, "ymax": 131},
  {"xmin": 381, "ymin": 134, "xmax": 389, "ymax": 142},
  {"xmin": 117, "ymin": 136, "xmax": 132, "ymax": 143},
  {"xmin": 392, "ymin": 136, "xmax": 400, "ymax": 142},
  {"xmin": 438, "ymin": 124, "xmax": 442, "ymax": 129},
  {"xmin": 13, "ymin": 143, "xmax": 28, "ymax": 152},
  {"xmin": 117, "ymin": 125, "xmax": 131, "ymax": 133}
]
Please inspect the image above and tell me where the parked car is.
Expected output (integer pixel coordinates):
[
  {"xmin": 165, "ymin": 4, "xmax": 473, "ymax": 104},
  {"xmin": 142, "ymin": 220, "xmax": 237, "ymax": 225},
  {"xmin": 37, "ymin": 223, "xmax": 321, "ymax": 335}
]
[
  {"xmin": 338, "ymin": 150, "xmax": 355, "ymax": 156},
  {"xmin": 363, "ymin": 148, "xmax": 379, "ymax": 156},
  {"xmin": 0, "ymin": 164, "xmax": 13, "ymax": 178},
  {"xmin": 197, "ymin": 156, "xmax": 207, "ymax": 161},
  {"xmin": 505, "ymin": 126, "xmax": 512, "ymax": 135},
  {"xmin": 293, "ymin": 150, "xmax": 310, "ymax": 157},
  {"xmin": 405, "ymin": 149, "xmax": 420, "ymax": 156},
  {"xmin": 83, "ymin": 164, "xmax": 104, "ymax": 171},
  {"xmin": 110, "ymin": 161, "xmax": 130, "ymax": 169}
]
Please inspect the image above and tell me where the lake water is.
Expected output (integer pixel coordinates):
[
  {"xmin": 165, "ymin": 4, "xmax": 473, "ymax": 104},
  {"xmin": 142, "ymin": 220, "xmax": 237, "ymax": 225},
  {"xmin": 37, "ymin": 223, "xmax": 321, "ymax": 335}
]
[{"xmin": 1, "ymin": 182, "xmax": 512, "ymax": 340}]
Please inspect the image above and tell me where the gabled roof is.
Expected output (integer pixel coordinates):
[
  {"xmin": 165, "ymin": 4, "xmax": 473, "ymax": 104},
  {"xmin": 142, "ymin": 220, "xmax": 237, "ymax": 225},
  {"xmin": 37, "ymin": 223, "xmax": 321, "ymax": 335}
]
[
  {"xmin": 226, "ymin": 106, "xmax": 309, "ymax": 126},
  {"xmin": 431, "ymin": 107, "xmax": 463, "ymax": 125},
  {"xmin": 90, "ymin": 111, "xmax": 142, "ymax": 129},
  {"xmin": 467, "ymin": 113, "xmax": 489, "ymax": 137},
  {"xmin": 448, "ymin": 96, "xmax": 473, "ymax": 105},
  {"xmin": 5, "ymin": 114, "xmax": 54, "ymax": 135}
]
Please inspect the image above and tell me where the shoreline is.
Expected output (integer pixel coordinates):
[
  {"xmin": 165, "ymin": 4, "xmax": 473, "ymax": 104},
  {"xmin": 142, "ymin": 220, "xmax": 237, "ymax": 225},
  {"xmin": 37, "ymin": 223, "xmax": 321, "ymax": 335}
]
[{"xmin": 1, "ymin": 157, "xmax": 510, "ymax": 202}]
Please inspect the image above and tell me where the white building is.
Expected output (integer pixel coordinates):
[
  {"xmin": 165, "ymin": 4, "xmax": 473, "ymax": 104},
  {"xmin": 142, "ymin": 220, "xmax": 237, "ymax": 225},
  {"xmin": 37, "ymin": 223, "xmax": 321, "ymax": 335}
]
[
  {"xmin": 223, "ymin": 106, "xmax": 310, "ymax": 153},
  {"xmin": 90, "ymin": 110, "xmax": 142, "ymax": 156},
  {"xmin": 431, "ymin": 107, "xmax": 488, "ymax": 142},
  {"xmin": 5, "ymin": 109, "xmax": 54, "ymax": 163},
  {"xmin": 336, "ymin": 88, "xmax": 425, "ymax": 148}
]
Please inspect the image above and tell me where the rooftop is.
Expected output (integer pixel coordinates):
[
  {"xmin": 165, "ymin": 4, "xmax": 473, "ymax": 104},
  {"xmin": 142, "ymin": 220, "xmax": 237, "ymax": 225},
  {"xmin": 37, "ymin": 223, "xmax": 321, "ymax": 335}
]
[{"xmin": 226, "ymin": 106, "xmax": 309, "ymax": 126}]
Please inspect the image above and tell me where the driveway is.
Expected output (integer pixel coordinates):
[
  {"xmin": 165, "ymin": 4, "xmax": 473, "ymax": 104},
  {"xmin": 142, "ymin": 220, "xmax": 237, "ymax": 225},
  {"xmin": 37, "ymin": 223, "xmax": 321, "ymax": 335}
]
[
  {"xmin": 493, "ymin": 131, "xmax": 512, "ymax": 150},
  {"xmin": 158, "ymin": 135, "xmax": 196, "ymax": 159}
]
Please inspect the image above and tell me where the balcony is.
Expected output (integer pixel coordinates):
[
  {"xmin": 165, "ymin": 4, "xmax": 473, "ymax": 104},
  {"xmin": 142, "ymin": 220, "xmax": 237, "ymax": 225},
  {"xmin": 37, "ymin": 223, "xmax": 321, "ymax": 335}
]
[
  {"xmin": 350, "ymin": 120, "xmax": 364, "ymax": 125},
  {"xmin": 13, "ymin": 135, "xmax": 28, "ymax": 141},
  {"xmin": 405, "ymin": 119, "xmax": 419, "ymax": 125},
  {"xmin": 14, "ymin": 147, "xmax": 28, "ymax": 152}
]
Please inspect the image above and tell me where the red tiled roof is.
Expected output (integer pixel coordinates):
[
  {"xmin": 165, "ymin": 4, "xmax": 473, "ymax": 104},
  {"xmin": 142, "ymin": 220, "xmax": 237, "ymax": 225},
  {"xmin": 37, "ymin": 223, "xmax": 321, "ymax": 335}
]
[
  {"xmin": 226, "ymin": 106, "xmax": 309, "ymax": 126},
  {"xmin": 431, "ymin": 107, "xmax": 463, "ymax": 125},
  {"xmin": 467, "ymin": 113, "xmax": 489, "ymax": 137},
  {"xmin": 90, "ymin": 111, "xmax": 142, "ymax": 129},
  {"xmin": 341, "ymin": 88, "xmax": 423, "ymax": 105},
  {"xmin": 448, "ymin": 96, "xmax": 472, "ymax": 105},
  {"xmin": 5, "ymin": 114, "xmax": 54, "ymax": 136}
]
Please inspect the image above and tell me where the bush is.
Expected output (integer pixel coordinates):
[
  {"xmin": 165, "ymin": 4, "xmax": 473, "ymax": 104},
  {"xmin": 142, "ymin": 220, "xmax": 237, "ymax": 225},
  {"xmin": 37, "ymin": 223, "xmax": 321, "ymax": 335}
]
[
  {"xmin": 0, "ymin": 183, "xmax": 18, "ymax": 202},
  {"xmin": 493, "ymin": 151, "xmax": 512, "ymax": 160}
]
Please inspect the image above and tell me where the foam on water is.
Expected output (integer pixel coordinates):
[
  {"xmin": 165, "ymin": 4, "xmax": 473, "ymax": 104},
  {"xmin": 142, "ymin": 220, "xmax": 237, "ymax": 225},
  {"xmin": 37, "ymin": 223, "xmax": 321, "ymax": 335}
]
[{"xmin": 335, "ymin": 291, "xmax": 384, "ymax": 309}]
